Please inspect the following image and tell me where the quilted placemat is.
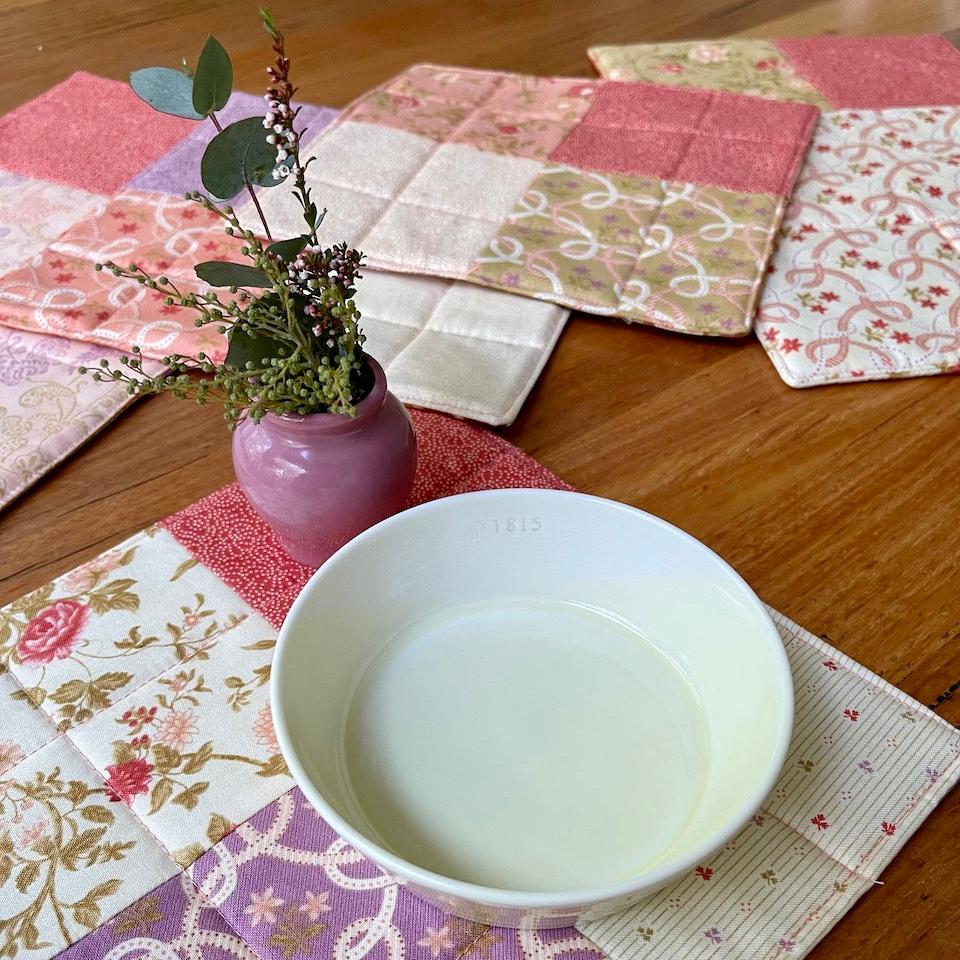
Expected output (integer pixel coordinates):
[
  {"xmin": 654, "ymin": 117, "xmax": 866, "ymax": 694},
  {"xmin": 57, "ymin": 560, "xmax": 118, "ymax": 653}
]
[
  {"xmin": 0, "ymin": 78, "xmax": 568, "ymax": 426},
  {"xmin": 1, "ymin": 409, "xmax": 956, "ymax": 960},
  {"xmin": 234, "ymin": 63, "xmax": 819, "ymax": 337},
  {"xmin": 756, "ymin": 106, "xmax": 960, "ymax": 386},
  {"xmin": 0, "ymin": 328, "xmax": 163, "ymax": 510},
  {"xmin": 588, "ymin": 32, "xmax": 960, "ymax": 109}
]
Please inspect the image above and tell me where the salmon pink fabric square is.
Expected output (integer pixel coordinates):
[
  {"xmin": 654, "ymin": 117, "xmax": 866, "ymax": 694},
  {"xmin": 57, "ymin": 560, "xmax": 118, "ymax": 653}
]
[
  {"xmin": 776, "ymin": 34, "xmax": 960, "ymax": 108},
  {"xmin": 549, "ymin": 81, "xmax": 818, "ymax": 196},
  {"xmin": 0, "ymin": 190, "xmax": 240, "ymax": 361},
  {"xmin": 0, "ymin": 72, "xmax": 195, "ymax": 194}
]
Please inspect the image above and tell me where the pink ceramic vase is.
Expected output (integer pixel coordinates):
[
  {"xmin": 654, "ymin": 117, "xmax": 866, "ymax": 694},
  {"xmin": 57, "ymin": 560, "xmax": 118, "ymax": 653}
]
[{"xmin": 232, "ymin": 356, "xmax": 417, "ymax": 567}]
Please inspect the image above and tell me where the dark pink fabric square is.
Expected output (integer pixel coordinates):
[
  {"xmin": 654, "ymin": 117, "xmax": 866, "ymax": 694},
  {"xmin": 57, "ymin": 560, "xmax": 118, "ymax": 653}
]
[
  {"xmin": 549, "ymin": 80, "xmax": 818, "ymax": 196},
  {"xmin": 551, "ymin": 125, "xmax": 693, "ymax": 181},
  {"xmin": 776, "ymin": 34, "xmax": 960, "ymax": 108},
  {"xmin": 0, "ymin": 71, "xmax": 195, "ymax": 194}
]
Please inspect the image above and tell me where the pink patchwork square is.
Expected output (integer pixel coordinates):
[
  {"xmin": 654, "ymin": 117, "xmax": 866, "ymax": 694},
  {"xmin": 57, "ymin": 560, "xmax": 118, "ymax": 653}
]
[
  {"xmin": 550, "ymin": 81, "xmax": 818, "ymax": 196},
  {"xmin": 0, "ymin": 191, "xmax": 239, "ymax": 361},
  {"xmin": 776, "ymin": 34, "xmax": 960, "ymax": 108},
  {"xmin": 551, "ymin": 126, "xmax": 692, "ymax": 181},
  {"xmin": 0, "ymin": 72, "xmax": 194, "ymax": 194},
  {"xmin": 384, "ymin": 63, "xmax": 498, "ymax": 106}
]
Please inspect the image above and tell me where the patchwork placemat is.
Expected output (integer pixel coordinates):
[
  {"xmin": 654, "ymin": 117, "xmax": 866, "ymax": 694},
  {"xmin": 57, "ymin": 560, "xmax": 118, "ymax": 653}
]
[
  {"xmin": 0, "ymin": 78, "xmax": 568, "ymax": 426},
  {"xmin": 1, "ymin": 409, "xmax": 956, "ymax": 960},
  {"xmin": 0, "ymin": 328, "xmax": 163, "ymax": 510},
  {"xmin": 235, "ymin": 64, "xmax": 819, "ymax": 337},
  {"xmin": 757, "ymin": 107, "xmax": 960, "ymax": 386},
  {"xmin": 588, "ymin": 32, "xmax": 960, "ymax": 109}
]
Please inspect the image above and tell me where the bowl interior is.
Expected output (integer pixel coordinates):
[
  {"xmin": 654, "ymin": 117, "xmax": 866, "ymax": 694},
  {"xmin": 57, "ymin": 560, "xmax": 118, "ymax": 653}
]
[{"xmin": 273, "ymin": 490, "xmax": 791, "ymax": 898}]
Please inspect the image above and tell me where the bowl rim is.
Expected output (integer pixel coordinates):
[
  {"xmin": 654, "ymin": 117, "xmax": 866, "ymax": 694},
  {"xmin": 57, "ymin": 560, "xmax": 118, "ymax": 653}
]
[{"xmin": 271, "ymin": 488, "xmax": 794, "ymax": 910}]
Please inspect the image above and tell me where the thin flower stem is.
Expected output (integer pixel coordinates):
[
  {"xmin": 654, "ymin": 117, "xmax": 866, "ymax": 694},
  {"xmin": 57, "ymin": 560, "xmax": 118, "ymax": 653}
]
[{"xmin": 208, "ymin": 112, "xmax": 273, "ymax": 242}]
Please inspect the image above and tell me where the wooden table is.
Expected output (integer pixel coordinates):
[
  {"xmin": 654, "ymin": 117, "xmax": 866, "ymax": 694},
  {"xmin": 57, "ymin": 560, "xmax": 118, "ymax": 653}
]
[{"xmin": 2, "ymin": 1, "xmax": 959, "ymax": 955}]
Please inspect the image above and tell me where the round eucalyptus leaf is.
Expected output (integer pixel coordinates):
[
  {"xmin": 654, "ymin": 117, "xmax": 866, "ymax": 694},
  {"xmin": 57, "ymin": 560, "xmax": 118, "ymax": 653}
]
[
  {"xmin": 129, "ymin": 68, "xmax": 204, "ymax": 120},
  {"xmin": 201, "ymin": 117, "xmax": 278, "ymax": 200},
  {"xmin": 192, "ymin": 35, "xmax": 233, "ymax": 115}
]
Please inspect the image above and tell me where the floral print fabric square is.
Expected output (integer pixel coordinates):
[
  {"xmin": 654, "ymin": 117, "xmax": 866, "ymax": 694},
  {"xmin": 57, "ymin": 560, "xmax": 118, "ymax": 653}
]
[
  {"xmin": 469, "ymin": 166, "xmax": 783, "ymax": 335},
  {"xmin": 0, "ymin": 191, "xmax": 240, "ymax": 363},
  {"xmin": 588, "ymin": 39, "xmax": 829, "ymax": 106},
  {"xmin": 757, "ymin": 107, "xmax": 960, "ymax": 386},
  {"xmin": 0, "ymin": 328, "xmax": 163, "ymax": 510}
]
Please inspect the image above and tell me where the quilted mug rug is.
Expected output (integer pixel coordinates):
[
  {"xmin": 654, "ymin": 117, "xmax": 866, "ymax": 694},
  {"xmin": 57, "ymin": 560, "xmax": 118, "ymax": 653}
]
[
  {"xmin": 588, "ymin": 33, "xmax": 960, "ymax": 386},
  {"xmin": 0, "ymin": 407, "xmax": 957, "ymax": 960},
  {"xmin": 235, "ymin": 64, "xmax": 820, "ymax": 337}
]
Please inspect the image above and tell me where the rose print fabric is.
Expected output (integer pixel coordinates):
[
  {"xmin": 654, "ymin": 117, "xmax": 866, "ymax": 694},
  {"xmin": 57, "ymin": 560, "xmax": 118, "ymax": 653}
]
[
  {"xmin": 757, "ymin": 107, "xmax": 960, "ymax": 386},
  {"xmin": 589, "ymin": 33, "xmax": 960, "ymax": 110},
  {"xmin": 237, "ymin": 63, "xmax": 817, "ymax": 336},
  {"xmin": 2, "ymin": 408, "xmax": 957, "ymax": 960}
]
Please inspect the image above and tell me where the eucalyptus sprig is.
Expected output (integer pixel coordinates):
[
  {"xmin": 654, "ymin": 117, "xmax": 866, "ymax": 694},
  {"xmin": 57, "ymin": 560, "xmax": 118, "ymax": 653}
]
[{"xmin": 85, "ymin": 8, "xmax": 366, "ymax": 427}]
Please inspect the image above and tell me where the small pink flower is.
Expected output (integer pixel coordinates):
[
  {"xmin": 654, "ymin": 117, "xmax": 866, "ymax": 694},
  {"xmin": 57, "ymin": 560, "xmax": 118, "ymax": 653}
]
[
  {"xmin": 695, "ymin": 866, "xmax": 714, "ymax": 880},
  {"xmin": 19, "ymin": 820, "xmax": 47, "ymax": 849},
  {"xmin": 881, "ymin": 821, "xmax": 896, "ymax": 836},
  {"xmin": 688, "ymin": 44, "xmax": 728, "ymax": 64},
  {"xmin": 245, "ymin": 887, "xmax": 283, "ymax": 926},
  {"xmin": 63, "ymin": 550, "xmax": 126, "ymax": 592},
  {"xmin": 182, "ymin": 613, "xmax": 201, "ymax": 630},
  {"xmin": 778, "ymin": 938, "xmax": 796, "ymax": 953},
  {"xmin": 299, "ymin": 890, "xmax": 331, "ymax": 920},
  {"xmin": 658, "ymin": 63, "xmax": 685, "ymax": 74},
  {"xmin": 843, "ymin": 708, "xmax": 860, "ymax": 722},
  {"xmin": 822, "ymin": 659, "xmax": 839, "ymax": 671},
  {"xmin": 858, "ymin": 759, "xmax": 874, "ymax": 774},
  {"xmin": 156, "ymin": 709, "xmax": 198, "ymax": 749},
  {"xmin": 810, "ymin": 813, "xmax": 829, "ymax": 830},
  {"xmin": 704, "ymin": 927, "xmax": 723, "ymax": 944},
  {"xmin": 17, "ymin": 600, "xmax": 89, "ymax": 665},
  {"xmin": 253, "ymin": 703, "xmax": 279, "ymax": 754},
  {"xmin": 418, "ymin": 926, "xmax": 454, "ymax": 957},
  {"xmin": 0, "ymin": 741, "xmax": 25, "ymax": 775}
]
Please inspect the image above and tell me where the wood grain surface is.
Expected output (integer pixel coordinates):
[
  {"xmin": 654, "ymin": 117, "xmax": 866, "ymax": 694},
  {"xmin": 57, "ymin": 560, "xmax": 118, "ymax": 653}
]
[{"xmin": 1, "ymin": 1, "xmax": 959, "ymax": 954}]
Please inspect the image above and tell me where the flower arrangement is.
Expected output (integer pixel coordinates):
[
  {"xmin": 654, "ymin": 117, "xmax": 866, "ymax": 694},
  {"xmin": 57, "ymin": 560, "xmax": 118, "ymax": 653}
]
[{"xmin": 82, "ymin": 9, "xmax": 369, "ymax": 426}]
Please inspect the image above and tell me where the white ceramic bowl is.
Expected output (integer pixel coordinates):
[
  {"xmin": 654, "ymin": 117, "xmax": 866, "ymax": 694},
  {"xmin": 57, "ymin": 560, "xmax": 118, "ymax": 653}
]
[{"xmin": 272, "ymin": 489, "xmax": 793, "ymax": 929}]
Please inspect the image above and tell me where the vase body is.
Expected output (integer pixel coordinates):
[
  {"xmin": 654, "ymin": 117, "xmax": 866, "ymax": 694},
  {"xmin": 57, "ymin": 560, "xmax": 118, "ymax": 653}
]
[{"xmin": 232, "ymin": 357, "xmax": 417, "ymax": 567}]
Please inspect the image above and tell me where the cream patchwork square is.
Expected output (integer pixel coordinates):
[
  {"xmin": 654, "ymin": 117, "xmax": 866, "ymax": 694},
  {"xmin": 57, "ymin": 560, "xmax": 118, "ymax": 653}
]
[
  {"xmin": 389, "ymin": 330, "xmax": 556, "ymax": 423},
  {"xmin": 0, "ymin": 735, "xmax": 178, "ymax": 958},
  {"xmin": 68, "ymin": 615, "xmax": 292, "ymax": 868},
  {"xmin": 1, "ymin": 528, "xmax": 252, "ymax": 731},
  {"xmin": 401, "ymin": 143, "xmax": 542, "ymax": 221}
]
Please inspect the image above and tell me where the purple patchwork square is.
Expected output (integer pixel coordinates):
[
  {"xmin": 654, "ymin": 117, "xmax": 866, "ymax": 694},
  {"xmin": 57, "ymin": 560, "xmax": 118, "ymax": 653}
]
[{"xmin": 128, "ymin": 91, "xmax": 337, "ymax": 195}]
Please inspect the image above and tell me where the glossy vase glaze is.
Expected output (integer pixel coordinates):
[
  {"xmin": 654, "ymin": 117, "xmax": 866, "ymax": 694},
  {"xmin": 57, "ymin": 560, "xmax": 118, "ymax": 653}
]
[{"xmin": 232, "ymin": 357, "xmax": 417, "ymax": 567}]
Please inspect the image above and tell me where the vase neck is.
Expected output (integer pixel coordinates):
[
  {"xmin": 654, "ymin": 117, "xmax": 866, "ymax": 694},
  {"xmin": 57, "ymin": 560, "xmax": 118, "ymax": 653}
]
[{"xmin": 261, "ymin": 356, "xmax": 387, "ymax": 436}]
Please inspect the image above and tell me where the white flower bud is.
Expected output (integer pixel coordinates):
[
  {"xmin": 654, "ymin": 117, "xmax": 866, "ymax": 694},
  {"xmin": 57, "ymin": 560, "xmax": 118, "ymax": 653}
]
[{"xmin": 273, "ymin": 123, "xmax": 284, "ymax": 133}]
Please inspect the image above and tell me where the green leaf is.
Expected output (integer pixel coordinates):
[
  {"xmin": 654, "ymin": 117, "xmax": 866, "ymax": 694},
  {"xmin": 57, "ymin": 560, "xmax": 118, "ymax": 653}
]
[
  {"xmin": 256, "ymin": 753, "xmax": 289, "ymax": 778},
  {"xmin": 87, "ymin": 878, "xmax": 123, "ymax": 901},
  {"xmin": 50, "ymin": 679, "xmax": 88, "ymax": 705},
  {"xmin": 152, "ymin": 744, "xmax": 181, "ymax": 775},
  {"xmin": 194, "ymin": 261, "xmax": 271, "ymax": 288},
  {"xmin": 267, "ymin": 236, "xmax": 309, "ymax": 262},
  {"xmin": 15, "ymin": 861, "xmax": 39, "ymax": 893},
  {"xmin": 172, "ymin": 781, "xmax": 208, "ymax": 811},
  {"xmin": 201, "ymin": 116, "xmax": 279, "ymax": 200},
  {"xmin": 130, "ymin": 67, "xmax": 204, "ymax": 120},
  {"xmin": 149, "ymin": 777, "xmax": 174, "ymax": 815},
  {"xmin": 224, "ymin": 325, "xmax": 285, "ymax": 373},
  {"xmin": 170, "ymin": 557, "xmax": 199, "ymax": 582},
  {"xmin": 206, "ymin": 812, "xmax": 233, "ymax": 844},
  {"xmin": 73, "ymin": 900, "xmax": 101, "ymax": 929},
  {"xmin": 111, "ymin": 741, "xmax": 136, "ymax": 765},
  {"xmin": 81, "ymin": 805, "xmax": 115, "ymax": 825},
  {"xmin": 192, "ymin": 35, "xmax": 232, "ymax": 115},
  {"xmin": 182, "ymin": 741, "xmax": 213, "ymax": 775}
]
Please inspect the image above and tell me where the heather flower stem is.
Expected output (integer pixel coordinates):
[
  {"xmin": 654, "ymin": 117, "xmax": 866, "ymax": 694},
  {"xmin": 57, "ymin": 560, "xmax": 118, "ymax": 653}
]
[{"xmin": 209, "ymin": 111, "xmax": 273, "ymax": 242}]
